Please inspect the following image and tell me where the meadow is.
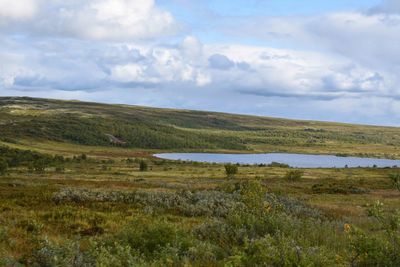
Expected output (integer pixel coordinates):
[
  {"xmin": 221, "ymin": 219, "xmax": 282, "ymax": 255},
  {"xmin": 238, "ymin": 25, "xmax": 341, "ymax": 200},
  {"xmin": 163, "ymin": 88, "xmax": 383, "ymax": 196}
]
[{"xmin": 0, "ymin": 97, "xmax": 399, "ymax": 266}]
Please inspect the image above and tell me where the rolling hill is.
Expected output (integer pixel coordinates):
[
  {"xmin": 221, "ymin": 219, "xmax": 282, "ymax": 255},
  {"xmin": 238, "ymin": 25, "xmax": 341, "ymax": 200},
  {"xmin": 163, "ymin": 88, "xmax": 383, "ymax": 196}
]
[{"xmin": 1, "ymin": 97, "xmax": 399, "ymax": 158}]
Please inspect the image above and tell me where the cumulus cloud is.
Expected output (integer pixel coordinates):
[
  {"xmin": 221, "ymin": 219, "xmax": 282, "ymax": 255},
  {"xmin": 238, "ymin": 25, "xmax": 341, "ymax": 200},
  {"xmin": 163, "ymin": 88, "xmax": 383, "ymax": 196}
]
[{"xmin": 0, "ymin": 0, "xmax": 179, "ymax": 40}]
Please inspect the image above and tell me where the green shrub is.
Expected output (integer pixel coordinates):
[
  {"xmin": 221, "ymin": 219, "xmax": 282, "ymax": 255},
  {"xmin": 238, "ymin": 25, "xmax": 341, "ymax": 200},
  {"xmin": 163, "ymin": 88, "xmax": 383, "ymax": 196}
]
[
  {"xmin": 139, "ymin": 160, "xmax": 148, "ymax": 172},
  {"xmin": 241, "ymin": 234, "xmax": 337, "ymax": 266},
  {"xmin": 55, "ymin": 165, "xmax": 65, "ymax": 173},
  {"xmin": 311, "ymin": 183, "xmax": 369, "ymax": 194},
  {"xmin": 224, "ymin": 164, "xmax": 238, "ymax": 178},
  {"xmin": 388, "ymin": 173, "xmax": 400, "ymax": 191},
  {"xmin": 117, "ymin": 219, "xmax": 188, "ymax": 259},
  {"xmin": 33, "ymin": 159, "xmax": 48, "ymax": 173},
  {"xmin": 267, "ymin": 162, "xmax": 290, "ymax": 168},
  {"xmin": 285, "ymin": 170, "xmax": 304, "ymax": 181},
  {"xmin": 0, "ymin": 158, "xmax": 8, "ymax": 175},
  {"xmin": 347, "ymin": 201, "xmax": 400, "ymax": 266},
  {"xmin": 21, "ymin": 238, "xmax": 90, "ymax": 267},
  {"xmin": 89, "ymin": 243, "xmax": 144, "ymax": 267}
]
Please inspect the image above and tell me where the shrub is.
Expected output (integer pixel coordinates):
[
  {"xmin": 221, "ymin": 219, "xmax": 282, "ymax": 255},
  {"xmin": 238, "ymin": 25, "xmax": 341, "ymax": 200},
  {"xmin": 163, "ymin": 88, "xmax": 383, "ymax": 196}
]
[
  {"xmin": 388, "ymin": 173, "xmax": 400, "ymax": 191},
  {"xmin": 224, "ymin": 164, "xmax": 238, "ymax": 178},
  {"xmin": 311, "ymin": 183, "xmax": 369, "ymax": 194},
  {"xmin": 267, "ymin": 162, "xmax": 290, "ymax": 168},
  {"xmin": 241, "ymin": 234, "xmax": 337, "ymax": 266},
  {"xmin": 33, "ymin": 159, "xmax": 47, "ymax": 173},
  {"xmin": 347, "ymin": 201, "xmax": 400, "ymax": 266},
  {"xmin": 285, "ymin": 170, "xmax": 304, "ymax": 181},
  {"xmin": 117, "ymin": 219, "xmax": 187, "ymax": 258},
  {"xmin": 21, "ymin": 238, "xmax": 90, "ymax": 267},
  {"xmin": 0, "ymin": 158, "xmax": 8, "ymax": 175},
  {"xmin": 139, "ymin": 160, "xmax": 148, "ymax": 172},
  {"xmin": 52, "ymin": 187, "xmax": 243, "ymax": 217},
  {"xmin": 55, "ymin": 165, "xmax": 65, "ymax": 173},
  {"xmin": 89, "ymin": 243, "xmax": 144, "ymax": 267}
]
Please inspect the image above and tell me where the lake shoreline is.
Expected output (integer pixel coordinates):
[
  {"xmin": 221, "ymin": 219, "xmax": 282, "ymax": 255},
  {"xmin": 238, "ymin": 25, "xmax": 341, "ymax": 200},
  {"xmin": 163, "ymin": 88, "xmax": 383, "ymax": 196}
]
[{"xmin": 154, "ymin": 152, "xmax": 400, "ymax": 169}]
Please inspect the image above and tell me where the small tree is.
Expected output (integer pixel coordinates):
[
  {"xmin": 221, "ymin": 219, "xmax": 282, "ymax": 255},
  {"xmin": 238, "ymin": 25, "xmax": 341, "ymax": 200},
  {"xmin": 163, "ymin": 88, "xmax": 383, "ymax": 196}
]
[
  {"xmin": 0, "ymin": 158, "xmax": 8, "ymax": 176},
  {"xmin": 225, "ymin": 164, "xmax": 238, "ymax": 178},
  {"xmin": 139, "ymin": 160, "xmax": 148, "ymax": 172},
  {"xmin": 285, "ymin": 170, "xmax": 303, "ymax": 182},
  {"xmin": 388, "ymin": 173, "xmax": 400, "ymax": 191}
]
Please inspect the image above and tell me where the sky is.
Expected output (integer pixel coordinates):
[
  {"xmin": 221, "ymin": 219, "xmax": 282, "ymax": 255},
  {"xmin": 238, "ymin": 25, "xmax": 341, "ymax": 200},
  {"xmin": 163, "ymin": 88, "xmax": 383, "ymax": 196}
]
[{"xmin": 1, "ymin": 0, "xmax": 400, "ymax": 126}]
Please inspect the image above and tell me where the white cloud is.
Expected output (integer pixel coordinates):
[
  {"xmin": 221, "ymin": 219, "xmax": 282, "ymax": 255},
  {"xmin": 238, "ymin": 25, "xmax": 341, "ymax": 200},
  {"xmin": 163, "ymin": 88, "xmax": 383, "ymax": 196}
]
[
  {"xmin": 111, "ymin": 64, "xmax": 152, "ymax": 83},
  {"xmin": 0, "ymin": 0, "xmax": 37, "ymax": 20},
  {"xmin": 0, "ymin": 0, "xmax": 179, "ymax": 41}
]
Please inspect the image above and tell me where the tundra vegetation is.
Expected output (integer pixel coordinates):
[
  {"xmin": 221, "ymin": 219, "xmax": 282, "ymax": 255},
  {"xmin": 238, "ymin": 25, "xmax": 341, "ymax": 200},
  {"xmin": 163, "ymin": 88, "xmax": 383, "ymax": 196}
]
[
  {"xmin": 224, "ymin": 164, "xmax": 238, "ymax": 178},
  {"xmin": 0, "ymin": 97, "xmax": 399, "ymax": 266}
]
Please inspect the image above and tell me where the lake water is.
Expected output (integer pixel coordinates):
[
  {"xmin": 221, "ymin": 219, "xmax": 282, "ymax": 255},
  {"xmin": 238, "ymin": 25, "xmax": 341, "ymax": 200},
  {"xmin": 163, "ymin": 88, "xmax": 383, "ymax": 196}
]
[{"xmin": 154, "ymin": 153, "xmax": 400, "ymax": 168}]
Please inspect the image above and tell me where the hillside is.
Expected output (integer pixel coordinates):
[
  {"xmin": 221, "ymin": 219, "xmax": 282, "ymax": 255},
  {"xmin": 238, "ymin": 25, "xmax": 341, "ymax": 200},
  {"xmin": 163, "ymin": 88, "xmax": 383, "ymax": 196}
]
[{"xmin": 1, "ymin": 97, "xmax": 400, "ymax": 157}]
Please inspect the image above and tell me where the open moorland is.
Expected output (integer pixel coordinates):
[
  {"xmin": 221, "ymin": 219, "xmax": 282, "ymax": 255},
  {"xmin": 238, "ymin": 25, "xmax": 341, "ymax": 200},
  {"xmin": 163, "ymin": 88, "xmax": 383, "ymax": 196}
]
[{"xmin": 0, "ymin": 97, "xmax": 399, "ymax": 266}]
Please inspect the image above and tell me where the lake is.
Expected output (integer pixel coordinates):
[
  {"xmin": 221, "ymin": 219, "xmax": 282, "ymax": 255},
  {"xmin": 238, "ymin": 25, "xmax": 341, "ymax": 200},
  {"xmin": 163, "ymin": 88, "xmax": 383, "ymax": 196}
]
[{"xmin": 154, "ymin": 153, "xmax": 400, "ymax": 168}]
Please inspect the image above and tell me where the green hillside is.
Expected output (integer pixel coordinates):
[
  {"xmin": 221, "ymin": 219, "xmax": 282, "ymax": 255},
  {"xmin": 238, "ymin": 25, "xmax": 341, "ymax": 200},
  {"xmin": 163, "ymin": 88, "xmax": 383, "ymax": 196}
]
[{"xmin": 1, "ymin": 97, "xmax": 400, "ymax": 157}]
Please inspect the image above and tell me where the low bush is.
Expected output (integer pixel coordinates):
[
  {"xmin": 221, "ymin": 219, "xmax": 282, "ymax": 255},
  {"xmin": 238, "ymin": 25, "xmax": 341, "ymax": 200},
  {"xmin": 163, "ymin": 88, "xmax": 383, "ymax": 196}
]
[
  {"xmin": 53, "ymin": 188, "xmax": 244, "ymax": 217},
  {"xmin": 267, "ymin": 162, "xmax": 290, "ymax": 168},
  {"xmin": 312, "ymin": 183, "xmax": 369, "ymax": 194},
  {"xmin": 285, "ymin": 170, "xmax": 304, "ymax": 181},
  {"xmin": 139, "ymin": 160, "xmax": 148, "ymax": 172},
  {"xmin": 388, "ymin": 173, "xmax": 400, "ymax": 191},
  {"xmin": 225, "ymin": 164, "xmax": 238, "ymax": 178},
  {"xmin": 347, "ymin": 201, "xmax": 400, "ymax": 266},
  {"xmin": 0, "ymin": 158, "xmax": 8, "ymax": 175}
]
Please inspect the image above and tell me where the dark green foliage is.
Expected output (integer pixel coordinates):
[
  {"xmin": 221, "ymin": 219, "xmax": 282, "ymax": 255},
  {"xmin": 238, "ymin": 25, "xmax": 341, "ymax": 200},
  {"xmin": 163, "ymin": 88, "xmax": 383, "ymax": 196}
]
[
  {"xmin": 0, "ymin": 111, "xmax": 245, "ymax": 150},
  {"xmin": 285, "ymin": 170, "xmax": 304, "ymax": 181},
  {"xmin": 224, "ymin": 164, "xmax": 238, "ymax": 178},
  {"xmin": 312, "ymin": 183, "xmax": 369, "ymax": 194},
  {"xmin": 0, "ymin": 158, "xmax": 8, "ymax": 175},
  {"xmin": 117, "ymin": 220, "xmax": 186, "ymax": 258},
  {"xmin": 0, "ymin": 146, "xmax": 54, "ymax": 171},
  {"xmin": 33, "ymin": 158, "xmax": 48, "ymax": 173},
  {"xmin": 139, "ymin": 160, "xmax": 148, "ymax": 172},
  {"xmin": 267, "ymin": 161, "xmax": 290, "ymax": 168}
]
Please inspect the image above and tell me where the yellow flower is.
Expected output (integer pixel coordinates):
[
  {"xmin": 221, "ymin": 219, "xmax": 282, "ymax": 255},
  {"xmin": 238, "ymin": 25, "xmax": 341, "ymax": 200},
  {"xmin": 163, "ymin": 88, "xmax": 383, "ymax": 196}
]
[
  {"xmin": 264, "ymin": 204, "xmax": 272, "ymax": 213},
  {"xmin": 344, "ymin": 223, "xmax": 351, "ymax": 233}
]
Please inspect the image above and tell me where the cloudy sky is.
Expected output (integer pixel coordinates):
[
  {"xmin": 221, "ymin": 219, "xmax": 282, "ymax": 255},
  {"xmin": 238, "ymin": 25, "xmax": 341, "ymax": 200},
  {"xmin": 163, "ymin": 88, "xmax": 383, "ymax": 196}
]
[{"xmin": 0, "ymin": 0, "xmax": 399, "ymax": 125}]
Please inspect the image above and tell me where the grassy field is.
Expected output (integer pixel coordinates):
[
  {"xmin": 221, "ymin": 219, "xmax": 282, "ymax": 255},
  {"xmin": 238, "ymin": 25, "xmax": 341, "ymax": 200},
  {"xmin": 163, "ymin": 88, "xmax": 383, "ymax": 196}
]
[{"xmin": 0, "ymin": 97, "xmax": 399, "ymax": 266}]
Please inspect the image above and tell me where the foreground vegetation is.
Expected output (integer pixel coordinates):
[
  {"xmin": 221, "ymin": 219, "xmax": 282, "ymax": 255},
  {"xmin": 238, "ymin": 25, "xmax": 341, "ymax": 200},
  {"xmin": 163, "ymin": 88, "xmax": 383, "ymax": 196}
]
[
  {"xmin": 0, "ymin": 144, "xmax": 399, "ymax": 266},
  {"xmin": 0, "ymin": 97, "xmax": 400, "ymax": 266}
]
